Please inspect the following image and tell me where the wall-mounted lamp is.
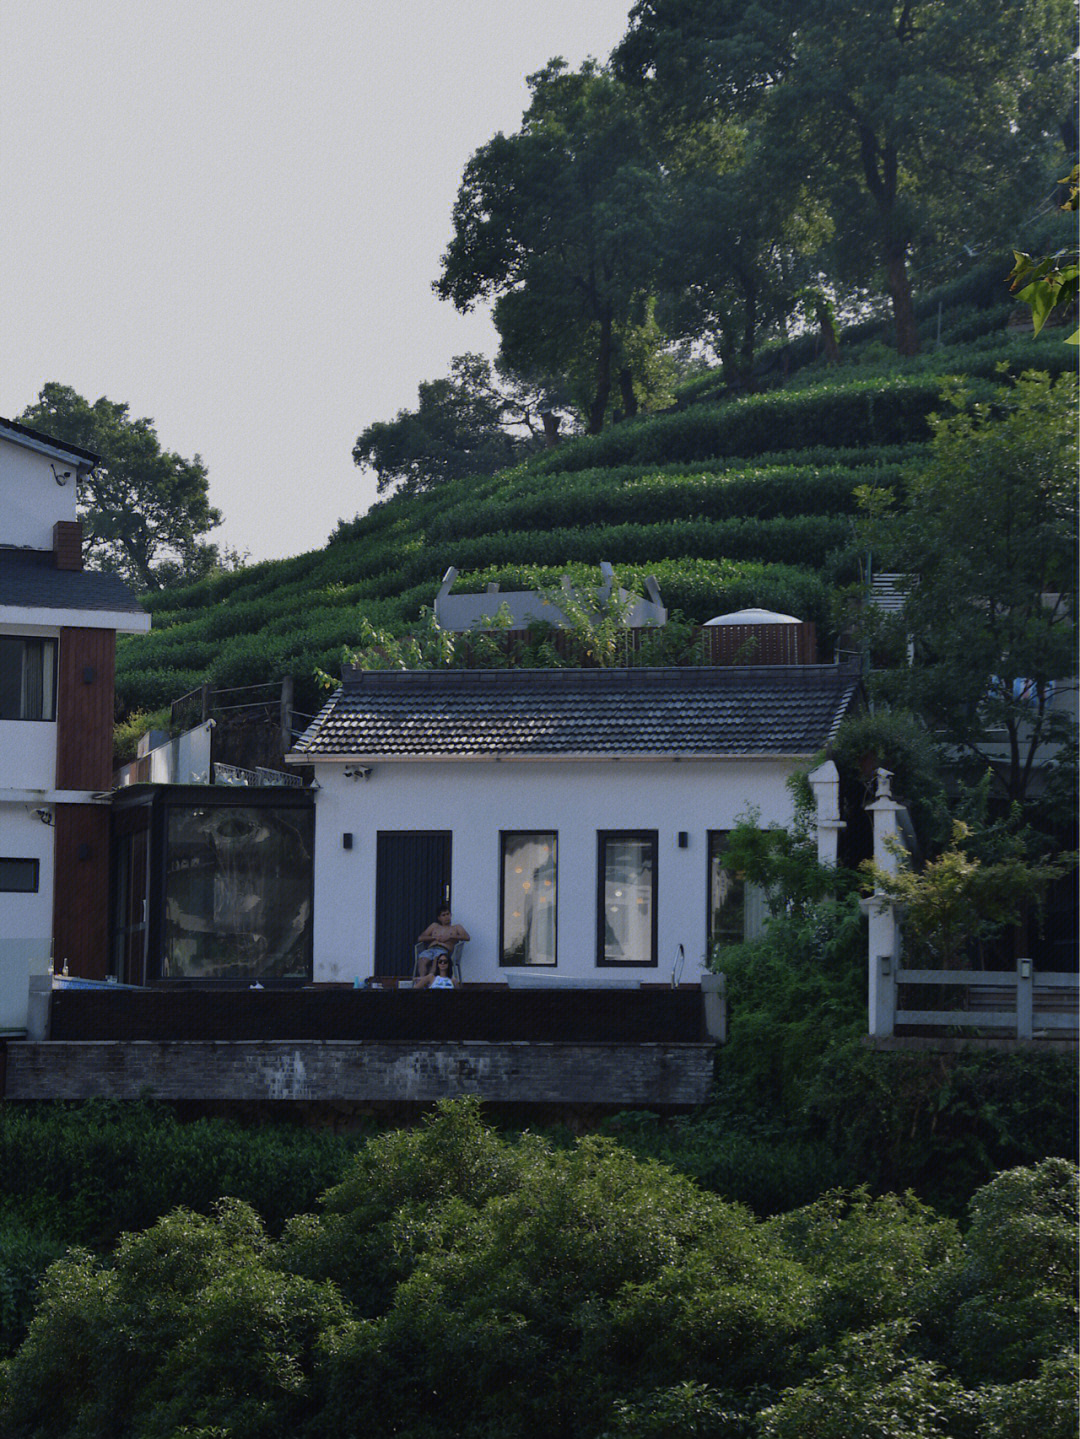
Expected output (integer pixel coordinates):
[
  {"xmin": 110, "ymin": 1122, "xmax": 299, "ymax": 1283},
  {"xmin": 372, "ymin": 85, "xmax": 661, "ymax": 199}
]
[{"xmin": 50, "ymin": 464, "xmax": 72, "ymax": 486}]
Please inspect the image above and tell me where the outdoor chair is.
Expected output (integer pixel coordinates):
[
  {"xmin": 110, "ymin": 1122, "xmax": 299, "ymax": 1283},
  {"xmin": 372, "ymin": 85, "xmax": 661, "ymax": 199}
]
[{"xmin": 412, "ymin": 939, "xmax": 465, "ymax": 984}]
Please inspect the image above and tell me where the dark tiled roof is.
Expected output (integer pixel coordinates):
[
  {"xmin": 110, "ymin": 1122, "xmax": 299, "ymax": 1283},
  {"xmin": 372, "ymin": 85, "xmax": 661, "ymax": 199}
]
[
  {"xmin": 0, "ymin": 548, "xmax": 146, "ymax": 614},
  {"xmin": 290, "ymin": 664, "xmax": 860, "ymax": 760},
  {"xmin": 0, "ymin": 417, "xmax": 99, "ymax": 467}
]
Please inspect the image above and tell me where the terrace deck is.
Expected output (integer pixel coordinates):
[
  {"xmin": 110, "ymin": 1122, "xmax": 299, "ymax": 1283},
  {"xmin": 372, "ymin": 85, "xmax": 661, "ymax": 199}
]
[{"xmin": 0, "ymin": 985, "xmax": 718, "ymax": 1106}]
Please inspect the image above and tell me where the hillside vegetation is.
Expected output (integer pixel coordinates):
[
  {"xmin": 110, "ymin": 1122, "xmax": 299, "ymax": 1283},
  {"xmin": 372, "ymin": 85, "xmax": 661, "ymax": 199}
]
[{"xmin": 115, "ymin": 269, "xmax": 1072, "ymax": 726}]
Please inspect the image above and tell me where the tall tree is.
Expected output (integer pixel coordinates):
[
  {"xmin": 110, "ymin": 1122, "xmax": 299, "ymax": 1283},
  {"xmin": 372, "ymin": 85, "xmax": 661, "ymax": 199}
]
[
  {"xmin": 857, "ymin": 371, "xmax": 1078, "ymax": 805},
  {"xmin": 617, "ymin": 0, "xmax": 1073, "ymax": 355},
  {"xmin": 654, "ymin": 115, "xmax": 827, "ymax": 387},
  {"xmin": 436, "ymin": 60, "xmax": 669, "ymax": 433},
  {"xmin": 18, "ymin": 384, "xmax": 222, "ymax": 591}
]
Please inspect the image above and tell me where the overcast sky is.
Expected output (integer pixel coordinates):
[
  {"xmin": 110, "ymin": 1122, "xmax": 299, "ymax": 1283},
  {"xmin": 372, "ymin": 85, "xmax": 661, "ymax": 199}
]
[{"xmin": 1, "ymin": 1, "xmax": 633, "ymax": 562}]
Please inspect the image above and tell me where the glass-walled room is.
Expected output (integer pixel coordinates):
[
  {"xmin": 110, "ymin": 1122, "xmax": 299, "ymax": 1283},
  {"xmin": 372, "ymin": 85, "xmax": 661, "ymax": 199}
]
[{"xmin": 110, "ymin": 785, "xmax": 314, "ymax": 986}]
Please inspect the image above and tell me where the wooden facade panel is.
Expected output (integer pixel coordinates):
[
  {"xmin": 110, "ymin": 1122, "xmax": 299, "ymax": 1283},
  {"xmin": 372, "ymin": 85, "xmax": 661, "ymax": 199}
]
[
  {"xmin": 1, "ymin": 1040, "xmax": 717, "ymax": 1105},
  {"xmin": 699, "ymin": 622, "xmax": 817, "ymax": 666},
  {"xmin": 52, "ymin": 806, "xmax": 111, "ymax": 980},
  {"xmin": 56, "ymin": 627, "xmax": 116, "ymax": 791}
]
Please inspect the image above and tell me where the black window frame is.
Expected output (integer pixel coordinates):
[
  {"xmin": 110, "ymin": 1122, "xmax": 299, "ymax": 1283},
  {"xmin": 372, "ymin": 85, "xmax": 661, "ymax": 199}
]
[
  {"xmin": 499, "ymin": 829, "xmax": 558, "ymax": 967},
  {"xmin": 0, "ymin": 857, "xmax": 40, "ymax": 893},
  {"xmin": 596, "ymin": 829, "xmax": 658, "ymax": 968},
  {"xmin": 0, "ymin": 635, "xmax": 58, "ymax": 722}
]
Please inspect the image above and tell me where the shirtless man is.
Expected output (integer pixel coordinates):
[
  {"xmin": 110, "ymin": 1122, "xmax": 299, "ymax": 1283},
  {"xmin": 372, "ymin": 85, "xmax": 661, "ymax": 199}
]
[{"xmin": 416, "ymin": 908, "xmax": 470, "ymax": 977}]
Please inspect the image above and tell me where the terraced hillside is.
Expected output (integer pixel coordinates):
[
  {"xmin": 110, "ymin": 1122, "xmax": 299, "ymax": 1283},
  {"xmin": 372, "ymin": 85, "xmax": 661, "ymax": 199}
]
[{"xmin": 115, "ymin": 270, "xmax": 1072, "ymax": 729}]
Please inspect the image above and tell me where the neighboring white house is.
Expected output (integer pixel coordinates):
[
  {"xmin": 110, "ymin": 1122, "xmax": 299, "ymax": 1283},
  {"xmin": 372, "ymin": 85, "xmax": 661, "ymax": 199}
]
[
  {"xmin": 287, "ymin": 662, "xmax": 859, "ymax": 986},
  {"xmin": 0, "ymin": 417, "xmax": 149, "ymax": 1028}
]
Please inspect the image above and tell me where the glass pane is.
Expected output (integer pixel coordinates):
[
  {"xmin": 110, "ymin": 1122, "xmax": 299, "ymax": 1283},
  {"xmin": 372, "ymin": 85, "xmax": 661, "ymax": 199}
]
[
  {"xmin": 0, "ymin": 638, "xmax": 55, "ymax": 720},
  {"xmin": 601, "ymin": 835, "xmax": 654, "ymax": 964},
  {"xmin": 501, "ymin": 832, "xmax": 556, "ymax": 965},
  {"xmin": 0, "ymin": 857, "xmax": 39, "ymax": 892},
  {"xmin": 709, "ymin": 833, "xmax": 746, "ymax": 949},
  {"xmin": 40, "ymin": 640, "xmax": 56, "ymax": 720},
  {"xmin": 163, "ymin": 804, "xmax": 312, "ymax": 981},
  {"xmin": 0, "ymin": 637, "xmax": 23, "ymax": 719}
]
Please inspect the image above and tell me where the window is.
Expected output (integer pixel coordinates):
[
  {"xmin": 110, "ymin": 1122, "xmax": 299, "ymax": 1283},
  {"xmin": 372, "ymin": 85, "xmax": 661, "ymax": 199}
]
[
  {"xmin": 162, "ymin": 803, "xmax": 313, "ymax": 982},
  {"xmin": 500, "ymin": 831, "xmax": 557, "ymax": 966},
  {"xmin": 708, "ymin": 831, "xmax": 766, "ymax": 951},
  {"xmin": 0, "ymin": 636, "xmax": 57, "ymax": 721},
  {"xmin": 0, "ymin": 858, "xmax": 40, "ymax": 893},
  {"xmin": 597, "ymin": 831, "xmax": 657, "ymax": 966}
]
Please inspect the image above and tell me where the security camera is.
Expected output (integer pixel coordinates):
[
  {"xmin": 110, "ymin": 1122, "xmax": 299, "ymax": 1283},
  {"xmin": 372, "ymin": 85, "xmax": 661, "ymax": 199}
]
[
  {"xmin": 34, "ymin": 807, "xmax": 54, "ymax": 825},
  {"xmin": 344, "ymin": 765, "xmax": 372, "ymax": 780}
]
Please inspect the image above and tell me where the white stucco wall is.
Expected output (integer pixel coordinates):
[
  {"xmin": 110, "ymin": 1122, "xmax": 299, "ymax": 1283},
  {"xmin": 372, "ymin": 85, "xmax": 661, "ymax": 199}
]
[
  {"xmin": 0, "ymin": 433, "xmax": 78, "ymax": 550},
  {"xmin": 308, "ymin": 756, "xmax": 798, "ymax": 985},
  {"xmin": 0, "ymin": 720, "xmax": 57, "ymax": 792},
  {"xmin": 0, "ymin": 804, "xmax": 55, "ymax": 957}
]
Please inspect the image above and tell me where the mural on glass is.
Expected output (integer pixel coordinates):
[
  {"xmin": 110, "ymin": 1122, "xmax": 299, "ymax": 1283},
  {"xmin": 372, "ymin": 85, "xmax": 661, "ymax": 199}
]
[
  {"xmin": 599, "ymin": 832, "xmax": 656, "ymax": 965},
  {"xmin": 501, "ymin": 831, "xmax": 557, "ymax": 965},
  {"xmin": 163, "ymin": 804, "xmax": 313, "ymax": 981}
]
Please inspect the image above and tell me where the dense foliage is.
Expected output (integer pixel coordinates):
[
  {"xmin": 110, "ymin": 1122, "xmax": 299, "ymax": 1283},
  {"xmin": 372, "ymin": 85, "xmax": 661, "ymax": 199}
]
[
  {"xmin": 0, "ymin": 1100, "xmax": 1074, "ymax": 1439},
  {"xmin": 856, "ymin": 369, "xmax": 1078, "ymax": 803}
]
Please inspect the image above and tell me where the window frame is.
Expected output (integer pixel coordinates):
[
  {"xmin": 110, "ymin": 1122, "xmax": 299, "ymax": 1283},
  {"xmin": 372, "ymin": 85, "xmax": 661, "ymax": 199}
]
[
  {"xmin": 0, "ymin": 857, "xmax": 40, "ymax": 893},
  {"xmin": 0, "ymin": 635, "xmax": 58, "ymax": 722},
  {"xmin": 596, "ymin": 829, "xmax": 658, "ymax": 968},
  {"xmin": 499, "ymin": 830, "xmax": 558, "ymax": 967}
]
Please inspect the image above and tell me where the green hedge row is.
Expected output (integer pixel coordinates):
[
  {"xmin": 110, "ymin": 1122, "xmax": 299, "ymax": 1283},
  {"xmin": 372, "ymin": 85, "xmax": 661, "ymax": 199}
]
[
  {"xmin": 533, "ymin": 376, "xmax": 946, "ymax": 476},
  {"xmin": 428, "ymin": 465, "xmax": 898, "ymax": 542}
]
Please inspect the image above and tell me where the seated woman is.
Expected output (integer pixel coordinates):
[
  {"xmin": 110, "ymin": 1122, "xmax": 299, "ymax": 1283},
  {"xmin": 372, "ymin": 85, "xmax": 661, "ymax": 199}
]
[
  {"xmin": 415, "ymin": 952, "xmax": 458, "ymax": 990},
  {"xmin": 415, "ymin": 908, "xmax": 469, "ymax": 978}
]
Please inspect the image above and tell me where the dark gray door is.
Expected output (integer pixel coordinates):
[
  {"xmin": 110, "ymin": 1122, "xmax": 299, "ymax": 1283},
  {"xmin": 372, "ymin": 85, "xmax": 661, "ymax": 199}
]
[{"xmin": 375, "ymin": 831, "xmax": 452, "ymax": 976}]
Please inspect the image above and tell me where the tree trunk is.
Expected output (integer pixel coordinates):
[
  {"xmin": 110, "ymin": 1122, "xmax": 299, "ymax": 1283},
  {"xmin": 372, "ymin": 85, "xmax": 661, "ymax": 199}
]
[
  {"xmin": 587, "ymin": 313, "xmax": 613, "ymax": 434},
  {"xmin": 617, "ymin": 366, "xmax": 638, "ymax": 420},
  {"xmin": 540, "ymin": 411, "xmax": 561, "ymax": 447},
  {"xmin": 819, "ymin": 307, "xmax": 840, "ymax": 364},
  {"xmin": 739, "ymin": 281, "xmax": 758, "ymax": 392},
  {"xmin": 885, "ymin": 244, "xmax": 920, "ymax": 356}
]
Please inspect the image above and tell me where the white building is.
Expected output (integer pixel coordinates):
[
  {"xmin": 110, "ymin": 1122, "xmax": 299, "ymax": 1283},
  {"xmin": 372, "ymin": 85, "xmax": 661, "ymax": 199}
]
[
  {"xmin": 0, "ymin": 417, "xmax": 148, "ymax": 1028},
  {"xmin": 287, "ymin": 663, "xmax": 858, "ymax": 986}
]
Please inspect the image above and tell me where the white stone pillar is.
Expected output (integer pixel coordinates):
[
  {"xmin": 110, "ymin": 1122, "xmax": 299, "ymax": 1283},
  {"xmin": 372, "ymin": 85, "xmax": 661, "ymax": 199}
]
[
  {"xmin": 808, "ymin": 759, "xmax": 844, "ymax": 867},
  {"xmin": 863, "ymin": 768, "xmax": 904, "ymax": 1037}
]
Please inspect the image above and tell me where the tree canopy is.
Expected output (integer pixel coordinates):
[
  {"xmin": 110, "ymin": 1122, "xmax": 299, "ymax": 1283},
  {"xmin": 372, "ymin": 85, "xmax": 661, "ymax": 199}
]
[
  {"xmin": 352, "ymin": 354, "xmax": 576, "ymax": 497},
  {"xmin": 18, "ymin": 384, "xmax": 223, "ymax": 592},
  {"xmin": 436, "ymin": 60, "xmax": 670, "ymax": 433},
  {"xmin": 1, "ymin": 1100, "xmax": 1075, "ymax": 1439},
  {"xmin": 617, "ymin": 0, "xmax": 1074, "ymax": 355},
  {"xmin": 857, "ymin": 369, "xmax": 1078, "ymax": 804}
]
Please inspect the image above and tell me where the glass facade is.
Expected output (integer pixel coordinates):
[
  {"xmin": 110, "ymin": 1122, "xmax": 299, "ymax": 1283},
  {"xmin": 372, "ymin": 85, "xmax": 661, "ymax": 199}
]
[
  {"xmin": 162, "ymin": 802, "xmax": 313, "ymax": 982},
  {"xmin": 598, "ymin": 832, "xmax": 657, "ymax": 965},
  {"xmin": 501, "ymin": 831, "xmax": 557, "ymax": 965},
  {"xmin": 0, "ymin": 636, "xmax": 56, "ymax": 720}
]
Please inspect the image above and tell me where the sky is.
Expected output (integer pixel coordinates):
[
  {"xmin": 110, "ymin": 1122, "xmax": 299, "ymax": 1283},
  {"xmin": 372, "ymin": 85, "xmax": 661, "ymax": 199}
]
[{"xmin": 1, "ymin": 0, "xmax": 634, "ymax": 563}]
